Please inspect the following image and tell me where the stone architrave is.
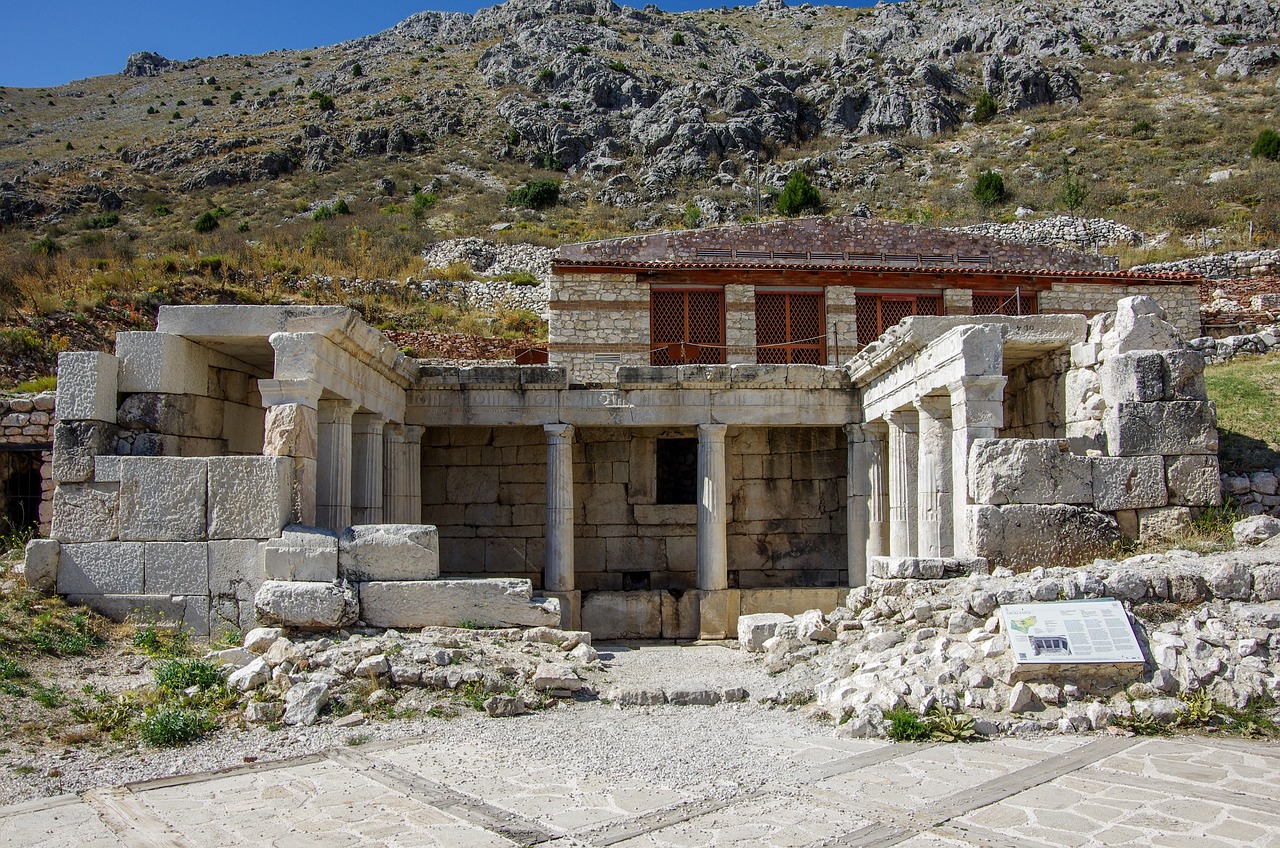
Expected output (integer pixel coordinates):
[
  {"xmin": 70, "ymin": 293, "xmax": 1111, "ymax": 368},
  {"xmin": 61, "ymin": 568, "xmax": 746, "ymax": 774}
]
[
  {"xmin": 544, "ymin": 423, "xmax": 576, "ymax": 593},
  {"xmin": 696, "ymin": 423, "xmax": 729, "ymax": 591},
  {"xmin": 358, "ymin": 579, "xmax": 560, "ymax": 629}
]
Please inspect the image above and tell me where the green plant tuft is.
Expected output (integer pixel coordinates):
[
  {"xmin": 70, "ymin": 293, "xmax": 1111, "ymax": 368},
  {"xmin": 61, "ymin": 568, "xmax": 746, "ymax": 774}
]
[
  {"xmin": 973, "ymin": 170, "xmax": 1007, "ymax": 208},
  {"xmin": 776, "ymin": 171, "xmax": 821, "ymax": 217},
  {"xmin": 506, "ymin": 179, "xmax": 560, "ymax": 210},
  {"xmin": 973, "ymin": 90, "xmax": 997, "ymax": 123}
]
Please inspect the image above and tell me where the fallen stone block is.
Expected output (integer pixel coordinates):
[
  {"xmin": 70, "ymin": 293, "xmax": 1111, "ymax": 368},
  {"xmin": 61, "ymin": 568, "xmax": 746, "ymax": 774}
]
[
  {"xmin": 484, "ymin": 694, "xmax": 527, "ymax": 717},
  {"xmin": 254, "ymin": 580, "xmax": 358, "ymax": 629},
  {"xmin": 118, "ymin": 457, "xmax": 208, "ymax": 541},
  {"xmin": 668, "ymin": 688, "xmax": 722, "ymax": 706},
  {"xmin": 605, "ymin": 688, "xmax": 668, "ymax": 706},
  {"xmin": 869, "ymin": 557, "xmax": 946, "ymax": 580},
  {"xmin": 265, "ymin": 525, "xmax": 338, "ymax": 582},
  {"xmin": 22, "ymin": 538, "xmax": 59, "ymax": 593},
  {"xmin": 283, "ymin": 681, "xmax": 329, "ymax": 726},
  {"xmin": 1092, "ymin": 456, "xmax": 1167, "ymax": 511},
  {"xmin": 243, "ymin": 626, "xmax": 285, "ymax": 654},
  {"xmin": 522, "ymin": 626, "xmax": 592, "ymax": 647},
  {"xmin": 532, "ymin": 662, "xmax": 584, "ymax": 692},
  {"xmin": 358, "ymin": 579, "xmax": 560, "ymax": 629},
  {"xmin": 244, "ymin": 701, "xmax": 285, "ymax": 724},
  {"xmin": 794, "ymin": 608, "xmax": 835, "ymax": 642},
  {"xmin": 737, "ymin": 612, "xmax": 793, "ymax": 652},
  {"xmin": 207, "ymin": 456, "xmax": 292, "ymax": 540},
  {"xmin": 338, "ymin": 524, "xmax": 439, "ymax": 582},
  {"xmin": 969, "ymin": 439, "xmax": 1092, "ymax": 505},
  {"xmin": 1233, "ymin": 515, "xmax": 1280, "ymax": 546},
  {"xmin": 227, "ymin": 657, "xmax": 271, "ymax": 692}
]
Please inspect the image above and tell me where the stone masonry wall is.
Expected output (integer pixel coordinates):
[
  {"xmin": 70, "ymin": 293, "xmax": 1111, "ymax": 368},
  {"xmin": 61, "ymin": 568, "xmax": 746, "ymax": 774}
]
[
  {"xmin": 423, "ymin": 424, "xmax": 847, "ymax": 591},
  {"xmin": 1001, "ymin": 351, "xmax": 1071, "ymax": 440},
  {"xmin": 1041, "ymin": 282, "xmax": 1199, "ymax": 339},
  {"xmin": 548, "ymin": 272, "xmax": 647, "ymax": 384},
  {"xmin": 0, "ymin": 392, "xmax": 55, "ymax": 534}
]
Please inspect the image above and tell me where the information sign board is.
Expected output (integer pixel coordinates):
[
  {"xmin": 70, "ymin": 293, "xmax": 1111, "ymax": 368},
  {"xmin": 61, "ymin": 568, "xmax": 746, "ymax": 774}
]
[{"xmin": 1000, "ymin": 598, "xmax": 1144, "ymax": 665}]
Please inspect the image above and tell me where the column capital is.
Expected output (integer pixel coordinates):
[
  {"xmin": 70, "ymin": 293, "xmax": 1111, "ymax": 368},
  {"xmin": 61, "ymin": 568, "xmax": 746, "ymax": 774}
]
[
  {"xmin": 351, "ymin": 412, "xmax": 386, "ymax": 436},
  {"xmin": 914, "ymin": 395, "xmax": 953, "ymax": 418},
  {"xmin": 544, "ymin": 423, "xmax": 575, "ymax": 442},
  {"xmin": 402, "ymin": 424, "xmax": 425, "ymax": 442},
  {"xmin": 258, "ymin": 378, "xmax": 324, "ymax": 409},
  {"xmin": 947, "ymin": 375, "xmax": 1007, "ymax": 403},
  {"xmin": 698, "ymin": 422, "xmax": 729, "ymax": 440},
  {"xmin": 844, "ymin": 423, "xmax": 865, "ymax": 442},
  {"xmin": 317, "ymin": 397, "xmax": 359, "ymax": 424},
  {"xmin": 883, "ymin": 408, "xmax": 919, "ymax": 429}
]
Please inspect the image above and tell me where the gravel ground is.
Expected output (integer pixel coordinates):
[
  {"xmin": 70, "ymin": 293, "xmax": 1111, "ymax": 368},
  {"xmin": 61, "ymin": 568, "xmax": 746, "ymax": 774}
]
[{"xmin": 0, "ymin": 644, "xmax": 822, "ymax": 807}]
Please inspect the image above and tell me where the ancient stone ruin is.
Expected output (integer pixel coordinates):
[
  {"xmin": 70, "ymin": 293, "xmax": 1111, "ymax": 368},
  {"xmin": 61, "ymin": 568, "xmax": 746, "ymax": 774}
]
[{"xmin": 22, "ymin": 218, "xmax": 1221, "ymax": 642}]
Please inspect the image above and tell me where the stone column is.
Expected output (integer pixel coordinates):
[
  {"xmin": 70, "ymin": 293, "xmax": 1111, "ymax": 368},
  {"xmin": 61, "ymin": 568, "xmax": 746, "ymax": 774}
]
[
  {"xmin": 259, "ymin": 378, "xmax": 323, "ymax": 526},
  {"xmin": 915, "ymin": 396, "xmax": 953, "ymax": 558},
  {"xmin": 316, "ymin": 399, "xmax": 358, "ymax": 532},
  {"xmin": 382, "ymin": 424, "xmax": 424, "ymax": 525},
  {"xmin": 350, "ymin": 414, "xmax": 385, "ymax": 526},
  {"xmin": 949, "ymin": 376, "xmax": 1007, "ymax": 557},
  {"xmin": 885, "ymin": 409, "xmax": 919, "ymax": 558},
  {"xmin": 696, "ymin": 423, "xmax": 729, "ymax": 591},
  {"xmin": 845, "ymin": 423, "xmax": 888, "ymax": 587},
  {"xmin": 544, "ymin": 424, "xmax": 576, "ymax": 593}
]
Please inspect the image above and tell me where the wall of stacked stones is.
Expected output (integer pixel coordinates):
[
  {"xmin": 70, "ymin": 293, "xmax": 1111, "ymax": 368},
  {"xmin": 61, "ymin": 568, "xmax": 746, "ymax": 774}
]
[
  {"xmin": 969, "ymin": 315, "xmax": 1221, "ymax": 570},
  {"xmin": 0, "ymin": 392, "xmax": 55, "ymax": 535},
  {"xmin": 40, "ymin": 347, "xmax": 290, "ymax": 635},
  {"xmin": 1000, "ymin": 351, "xmax": 1070, "ymax": 440},
  {"xmin": 1222, "ymin": 469, "xmax": 1280, "ymax": 518},
  {"xmin": 421, "ymin": 424, "xmax": 846, "ymax": 592},
  {"xmin": 1041, "ymin": 283, "xmax": 1199, "ymax": 339},
  {"xmin": 549, "ymin": 272, "xmax": 648, "ymax": 384}
]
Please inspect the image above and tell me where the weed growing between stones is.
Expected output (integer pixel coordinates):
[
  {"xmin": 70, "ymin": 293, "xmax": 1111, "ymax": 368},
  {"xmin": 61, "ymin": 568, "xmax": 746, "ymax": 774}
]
[
  {"xmin": 136, "ymin": 705, "xmax": 216, "ymax": 747},
  {"xmin": 884, "ymin": 708, "xmax": 933, "ymax": 742},
  {"xmin": 883, "ymin": 706, "xmax": 978, "ymax": 743},
  {"xmin": 1114, "ymin": 690, "xmax": 1280, "ymax": 738},
  {"xmin": 130, "ymin": 623, "xmax": 193, "ymax": 658}
]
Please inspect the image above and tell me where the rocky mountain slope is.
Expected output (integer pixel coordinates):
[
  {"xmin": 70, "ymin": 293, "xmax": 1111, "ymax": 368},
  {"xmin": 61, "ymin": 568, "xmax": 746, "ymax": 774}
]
[{"xmin": 0, "ymin": 0, "xmax": 1278, "ymax": 317}]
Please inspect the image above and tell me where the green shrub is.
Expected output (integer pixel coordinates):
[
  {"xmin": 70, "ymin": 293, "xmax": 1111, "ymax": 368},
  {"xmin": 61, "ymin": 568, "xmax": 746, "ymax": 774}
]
[
  {"xmin": 333, "ymin": 198, "xmax": 351, "ymax": 215},
  {"xmin": 1060, "ymin": 174, "xmax": 1089, "ymax": 211},
  {"xmin": 84, "ymin": 212, "xmax": 118, "ymax": 230},
  {"xmin": 29, "ymin": 235, "xmax": 61, "ymax": 256},
  {"xmin": 683, "ymin": 201, "xmax": 703, "ymax": 229},
  {"xmin": 410, "ymin": 190, "xmax": 437, "ymax": 218},
  {"xmin": 506, "ymin": 179, "xmax": 560, "ymax": 210},
  {"xmin": 154, "ymin": 658, "xmax": 223, "ymax": 693},
  {"xmin": 351, "ymin": 63, "xmax": 364, "ymax": 78},
  {"xmin": 776, "ymin": 171, "xmax": 821, "ymax": 217},
  {"xmin": 193, "ymin": 211, "xmax": 219, "ymax": 233},
  {"xmin": 884, "ymin": 708, "xmax": 932, "ymax": 742},
  {"xmin": 30, "ymin": 611, "xmax": 102, "ymax": 656},
  {"xmin": 608, "ymin": 60, "xmax": 628, "ymax": 73},
  {"xmin": 973, "ymin": 170, "xmax": 1006, "ymax": 208},
  {"xmin": 1253, "ymin": 129, "xmax": 1280, "ymax": 161},
  {"xmin": 1131, "ymin": 120, "xmax": 1154, "ymax": 138},
  {"xmin": 308, "ymin": 91, "xmax": 336, "ymax": 112},
  {"xmin": 137, "ymin": 705, "xmax": 215, "ymax": 747},
  {"xmin": 536, "ymin": 68, "xmax": 554, "ymax": 85},
  {"xmin": 973, "ymin": 90, "xmax": 997, "ymax": 123},
  {"xmin": 670, "ymin": 32, "xmax": 686, "ymax": 46},
  {"xmin": 312, "ymin": 204, "xmax": 336, "ymax": 221},
  {"xmin": 229, "ymin": 90, "xmax": 243, "ymax": 104}
]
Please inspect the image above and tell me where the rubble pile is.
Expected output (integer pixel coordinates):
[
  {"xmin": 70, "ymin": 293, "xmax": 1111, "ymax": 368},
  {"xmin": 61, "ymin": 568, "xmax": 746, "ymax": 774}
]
[
  {"xmin": 745, "ymin": 520, "xmax": 1280, "ymax": 739},
  {"xmin": 207, "ymin": 624, "xmax": 602, "ymax": 726}
]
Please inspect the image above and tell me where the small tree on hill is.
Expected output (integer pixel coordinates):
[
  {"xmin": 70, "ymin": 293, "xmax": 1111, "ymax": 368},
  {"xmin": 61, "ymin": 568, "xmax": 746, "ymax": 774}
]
[
  {"xmin": 776, "ymin": 171, "xmax": 821, "ymax": 217},
  {"xmin": 193, "ymin": 211, "xmax": 219, "ymax": 233},
  {"xmin": 973, "ymin": 170, "xmax": 1006, "ymax": 208},
  {"xmin": 506, "ymin": 179, "xmax": 560, "ymax": 210},
  {"xmin": 1253, "ymin": 129, "xmax": 1280, "ymax": 161},
  {"xmin": 973, "ymin": 90, "xmax": 998, "ymax": 123}
]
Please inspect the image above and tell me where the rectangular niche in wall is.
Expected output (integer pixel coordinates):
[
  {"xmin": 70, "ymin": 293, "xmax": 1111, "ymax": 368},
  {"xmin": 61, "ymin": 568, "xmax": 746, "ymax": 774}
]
[{"xmin": 655, "ymin": 437, "xmax": 697, "ymax": 505}]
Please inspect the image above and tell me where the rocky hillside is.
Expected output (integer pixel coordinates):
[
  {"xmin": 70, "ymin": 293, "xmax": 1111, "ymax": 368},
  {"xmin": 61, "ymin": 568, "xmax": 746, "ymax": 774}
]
[{"xmin": 0, "ymin": 0, "xmax": 1278, "ymax": 324}]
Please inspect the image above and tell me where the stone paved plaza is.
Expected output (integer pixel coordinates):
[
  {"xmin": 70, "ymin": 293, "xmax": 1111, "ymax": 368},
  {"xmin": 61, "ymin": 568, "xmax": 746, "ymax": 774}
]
[{"xmin": 4, "ymin": 726, "xmax": 1278, "ymax": 847}]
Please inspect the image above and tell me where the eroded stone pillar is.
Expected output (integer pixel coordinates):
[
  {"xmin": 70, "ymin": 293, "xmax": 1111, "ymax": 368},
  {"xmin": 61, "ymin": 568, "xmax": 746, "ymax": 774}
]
[
  {"xmin": 696, "ymin": 423, "xmax": 729, "ymax": 591},
  {"xmin": 316, "ymin": 399, "xmax": 357, "ymax": 532},
  {"xmin": 949, "ymin": 376, "xmax": 1007, "ymax": 557},
  {"xmin": 845, "ymin": 423, "xmax": 887, "ymax": 587},
  {"xmin": 259, "ymin": 377, "xmax": 322, "ymax": 526},
  {"xmin": 915, "ymin": 396, "xmax": 953, "ymax": 558},
  {"xmin": 351, "ymin": 414, "xmax": 385, "ymax": 526},
  {"xmin": 885, "ymin": 409, "xmax": 919, "ymax": 558},
  {"xmin": 544, "ymin": 423, "xmax": 575, "ymax": 593},
  {"xmin": 382, "ymin": 423, "xmax": 424, "ymax": 525}
]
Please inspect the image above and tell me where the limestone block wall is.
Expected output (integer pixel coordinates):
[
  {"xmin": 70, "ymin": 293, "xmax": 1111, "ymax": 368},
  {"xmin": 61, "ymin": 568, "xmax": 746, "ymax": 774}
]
[
  {"xmin": 422, "ymin": 424, "xmax": 847, "ymax": 591},
  {"xmin": 0, "ymin": 392, "xmax": 55, "ymax": 534},
  {"xmin": 548, "ymin": 272, "xmax": 648, "ymax": 384},
  {"xmin": 1040, "ymin": 283, "xmax": 1199, "ymax": 339},
  {"xmin": 970, "ymin": 297, "xmax": 1220, "ymax": 569}
]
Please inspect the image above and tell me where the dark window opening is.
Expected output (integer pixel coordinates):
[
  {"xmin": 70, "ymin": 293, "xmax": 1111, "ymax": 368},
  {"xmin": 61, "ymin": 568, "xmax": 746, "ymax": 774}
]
[
  {"xmin": 0, "ymin": 451, "xmax": 42, "ymax": 533},
  {"xmin": 622, "ymin": 571, "xmax": 651, "ymax": 591},
  {"xmin": 855, "ymin": 294, "xmax": 943, "ymax": 347},
  {"xmin": 656, "ymin": 438, "xmax": 697, "ymax": 504}
]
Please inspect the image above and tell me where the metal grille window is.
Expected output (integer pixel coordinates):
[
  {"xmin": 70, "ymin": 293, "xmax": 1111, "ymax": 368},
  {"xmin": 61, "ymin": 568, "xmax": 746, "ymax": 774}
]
[
  {"xmin": 973, "ymin": 292, "xmax": 1038, "ymax": 316},
  {"xmin": 651, "ymin": 289, "xmax": 726, "ymax": 365},
  {"xmin": 756, "ymin": 291, "xmax": 826, "ymax": 364},
  {"xmin": 854, "ymin": 295, "xmax": 944, "ymax": 346}
]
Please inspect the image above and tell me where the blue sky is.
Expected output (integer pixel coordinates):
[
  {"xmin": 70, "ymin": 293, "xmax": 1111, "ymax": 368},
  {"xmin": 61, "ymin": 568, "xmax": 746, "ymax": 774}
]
[{"xmin": 2, "ymin": 1, "xmax": 879, "ymax": 89}]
